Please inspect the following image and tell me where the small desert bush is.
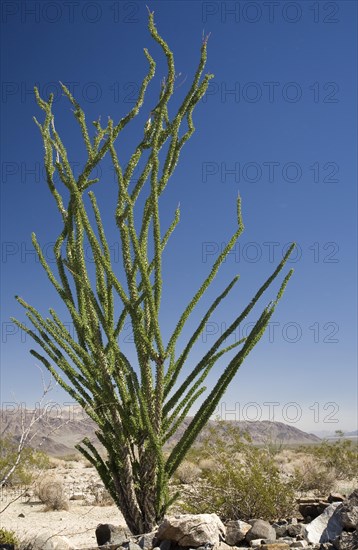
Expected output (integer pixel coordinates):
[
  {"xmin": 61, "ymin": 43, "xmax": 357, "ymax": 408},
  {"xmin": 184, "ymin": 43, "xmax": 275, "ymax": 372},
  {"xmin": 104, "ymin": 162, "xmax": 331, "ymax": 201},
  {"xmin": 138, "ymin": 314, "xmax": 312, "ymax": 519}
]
[
  {"xmin": 299, "ymin": 435, "xmax": 358, "ymax": 481},
  {"xmin": 274, "ymin": 449, "xmax": 294, "ymax": 466},
  {"xmin": 0, "ymin": 435, "xmax": 50, "ymax": 486},
  {"xmin": 180, "ymin": 421, "xmax": 296, "ymax": 522},
  {"xmin": 174, "ymin": 461, "xmax": 201, "ymax": 484},
  {"xmin": 61, "ymin": 453, "xmax": 81, "ymax": 461},
  {"xmin": 198, "ymin": 458, "xmax": 216, "ymax": 471},
  {"xmin": 293, "ymin": 455, "xmax": 336, "ymax": 496},
  {"xmin": 36, "ymin": 476, "xmax": 69, "ymax": 511},
  {"xmin": 0, "ymin": 528, "xmax": 19, "ymax": 546}
]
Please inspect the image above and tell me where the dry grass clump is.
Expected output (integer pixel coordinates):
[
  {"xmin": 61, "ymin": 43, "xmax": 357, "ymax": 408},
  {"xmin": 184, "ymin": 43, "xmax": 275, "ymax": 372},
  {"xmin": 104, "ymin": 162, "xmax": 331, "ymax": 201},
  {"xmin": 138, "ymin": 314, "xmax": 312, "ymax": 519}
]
[
  {"xmin": 274, "ymin": 449, "xmax": 295, "ymax": 466},
  {"xmin": 174, "ymin": 461, "xmax": 201, "ymax": 484},
  {"xmin": 36, "ymin": 476, "xmax": 69, "ymax": 511},
  {"xmin": 61, "ymin": 453, "xmax": 82, "ymax": 462},
  {"xmin": 198, "ymin": 458, "xmax": 216, "ymax": 472},
  {"xmin": 293, "ymin": 454, "xmax": 336, "ymax": 496},
  {"xmin": 47, "ymin": 457, "xmax": 65, "ymax": 469}
]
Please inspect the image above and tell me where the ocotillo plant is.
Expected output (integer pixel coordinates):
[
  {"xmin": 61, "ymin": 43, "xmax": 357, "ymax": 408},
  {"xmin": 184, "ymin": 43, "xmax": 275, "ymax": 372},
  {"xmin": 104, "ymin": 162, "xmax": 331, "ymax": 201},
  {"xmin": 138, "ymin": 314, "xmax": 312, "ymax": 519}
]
[{"xmin": 13, "ymin": 10, "xmax": 295, "ymax": 534}]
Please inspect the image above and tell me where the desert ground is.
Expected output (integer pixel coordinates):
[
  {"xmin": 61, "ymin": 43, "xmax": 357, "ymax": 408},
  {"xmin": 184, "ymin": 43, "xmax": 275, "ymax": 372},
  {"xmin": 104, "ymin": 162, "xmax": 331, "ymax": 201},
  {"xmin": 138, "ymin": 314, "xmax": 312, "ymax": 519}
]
[
  {"xmin": 0, "ymin": 459, "xmax": 126, "ymax": 548},
  {"xmin": 1, "ymin": 449, "xmax": 357, "ymax": 549}
]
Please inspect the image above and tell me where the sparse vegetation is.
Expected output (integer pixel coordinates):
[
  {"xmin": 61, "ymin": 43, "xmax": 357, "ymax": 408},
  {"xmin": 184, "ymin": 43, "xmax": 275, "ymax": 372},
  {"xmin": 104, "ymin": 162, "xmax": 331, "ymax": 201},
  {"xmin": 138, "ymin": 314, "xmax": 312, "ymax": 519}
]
[
  {"xmin": 61, "ymin": 453, "xmax": 82, "ymax": 462},
  {"xmin": 173, "ymin": 460, "xmax": 201, "ymax": 485},
  {"xmin": 298, "ymin": 434, "xmax": 358, "ymax": 481},
  {"xmin": 0, "ymin": 424, "xmax": 356, "ymax": 539},
  {"xmin": 0, "ymin": 435, "xmax": 50, "ymax": 486},
  {"xmin": 293, "ymin": 455, "xmax": 336, "ymax": 496},
  {"xmin": 177, "ymin": 421, "xmax": 297, "ymax": 521},
  {"xmin": 36, "ymin": 476, "xmax": 69, "ymax": 511},
  {"xmin": 0, "ymin": 528, "xmax": 19, "ymax": 546}
]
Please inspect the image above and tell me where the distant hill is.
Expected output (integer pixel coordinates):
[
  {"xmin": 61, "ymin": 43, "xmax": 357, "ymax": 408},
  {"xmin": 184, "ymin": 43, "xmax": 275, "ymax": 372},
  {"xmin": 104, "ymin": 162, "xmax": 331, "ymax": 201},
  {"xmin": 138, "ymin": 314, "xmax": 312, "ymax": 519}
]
[
  {"xmin": 0, "ymin": 407, "xmax": 320, "ymax": 457},
  {"xmin": 311, "ymin": 429, "xmax": 358, "ymax": 439},
  {"xmin": 166, "ymin": 417, "xmax": 320, "ymax": 447},
  {"xmin": 0, "ymin": 407, "xmax": 96, "ymax": 456}
]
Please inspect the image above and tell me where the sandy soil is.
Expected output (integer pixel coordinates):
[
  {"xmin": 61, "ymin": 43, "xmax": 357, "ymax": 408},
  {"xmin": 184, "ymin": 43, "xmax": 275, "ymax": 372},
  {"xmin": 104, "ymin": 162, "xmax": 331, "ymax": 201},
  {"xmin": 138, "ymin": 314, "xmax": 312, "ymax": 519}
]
[
  {"xmin": 0, "ymin": 460, "xmax": 127, "ymax": 548},
  {"xmin": 1, "ymin": 452, "xmax": 356, "ymax": 549},
  {"xmin": 0, "ymin": 497, "xmax": 125, "ymax": 548}
]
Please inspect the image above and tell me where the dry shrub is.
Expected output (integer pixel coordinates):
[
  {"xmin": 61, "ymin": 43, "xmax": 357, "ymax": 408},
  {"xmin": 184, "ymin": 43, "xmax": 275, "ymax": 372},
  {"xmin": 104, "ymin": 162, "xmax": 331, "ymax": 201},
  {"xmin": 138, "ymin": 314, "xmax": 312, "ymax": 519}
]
[
  {"xmin": 61, "ymin": 453, "xmax": 81, "ymax": 462},
  {"xmin": 198, "ymin": 458, "xmax": 216, "ymax": 471},
  {"xmin": 86, "ymin": 480, "xmax": 114, "ymax": 506},
  {"xmin": 175, "ymin": 461, "xmax": 201, "ymax": 484},
  {"xmin": 302, "ymin": 438, "xmax": 358, "ymax": 480},
  {"xmin": 47, "ymin": 457, "xmax": 64, "ymax": 469},
  {"xmin": 275, "ymin": 449, "xmax": 294, "ymax": 466},
  {"xmin": 180, "ymin": 422, "xmax": 296, "ymax": 522},
  {"xmin": 36, "ymin": 476, "xmax": 69, "ymax": 511},
  {"xmin": 293, "ymin": 455, "xmax": 336, "ymax": 496}
]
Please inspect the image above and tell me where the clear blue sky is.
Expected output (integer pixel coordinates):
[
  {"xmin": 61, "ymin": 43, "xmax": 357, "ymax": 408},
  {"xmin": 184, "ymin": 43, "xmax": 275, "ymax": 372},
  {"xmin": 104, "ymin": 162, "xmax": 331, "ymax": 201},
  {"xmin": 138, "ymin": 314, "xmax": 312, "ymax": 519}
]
[{"xmin": 1, "ymin": 0, "xmax": 357, "ymax": 434}]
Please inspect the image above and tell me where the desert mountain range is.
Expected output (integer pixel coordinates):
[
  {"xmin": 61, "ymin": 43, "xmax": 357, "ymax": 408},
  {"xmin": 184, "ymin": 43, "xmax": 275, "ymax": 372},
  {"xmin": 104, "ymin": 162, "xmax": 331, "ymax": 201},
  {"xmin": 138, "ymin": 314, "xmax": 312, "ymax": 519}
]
[{"xmin": 0, "ymin": 407, "xmax": 320, "ymax": 457}]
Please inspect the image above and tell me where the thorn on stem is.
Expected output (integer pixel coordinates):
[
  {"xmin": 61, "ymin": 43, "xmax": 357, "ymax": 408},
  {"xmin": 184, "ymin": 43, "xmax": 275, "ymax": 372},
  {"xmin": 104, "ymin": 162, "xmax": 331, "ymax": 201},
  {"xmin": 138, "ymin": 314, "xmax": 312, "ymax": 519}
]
[
  {"xmin": 202, "ymin": 31, "xmax": 211, "ymax": 45},
  {"xmin": 146, "ymin": 5, "xmax": 154, "ymax": 16}
]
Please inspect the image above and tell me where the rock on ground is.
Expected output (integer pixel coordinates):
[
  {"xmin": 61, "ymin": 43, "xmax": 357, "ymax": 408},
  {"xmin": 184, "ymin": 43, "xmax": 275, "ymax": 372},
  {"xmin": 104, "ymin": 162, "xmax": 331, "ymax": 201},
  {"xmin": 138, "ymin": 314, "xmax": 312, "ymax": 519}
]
[
  {"xmin": 225, "ymin": 520, "xmax": 252, "ymax": 545},
  {"xmin": 138, "ymin": 532, "xmax": 158, "ymax": 550},
  {"xmin": 333, "ymin": 531, "xmax": 358, "ymax": 550},
  {"xmin": 246, "ymin": 520, "xmax": 276, "ymax": 543},
  {"xmin": 156, "ymin": 514, "xmax": 225, "ymax": 547},
  {"xmin": 304, "ymin": 503, "xmax": 343, "ymax": 544},
  {"xmin": 28, "ymin": 532, "xmax": 74, "ymax": 550},
  {"xmin": 95, "ymin": 524, "xmax": 132, "ymax": 546},
  {"xmin": 339, "ymin": 490, "xmax": 358, "ymax": 530}
]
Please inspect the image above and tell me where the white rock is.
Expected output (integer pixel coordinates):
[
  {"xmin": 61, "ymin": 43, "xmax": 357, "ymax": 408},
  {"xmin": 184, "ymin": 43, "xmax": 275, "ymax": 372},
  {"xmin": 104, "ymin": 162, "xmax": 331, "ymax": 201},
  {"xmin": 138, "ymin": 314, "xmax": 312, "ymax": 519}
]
[
  {"xmin": 157, "ymin": 514, "xmax": 226, "ymax": 547},
  {"xmin": 31, "ymin": 532, "xmax": 74, "ymax": 550},
  {"xmin": 304, "ymin": 502, "xmax": 342, "ymax": 544},
  {"xmin": 250, "ymin": 540, "xmax": 264, "ymax": 547},
  {"xmin": 214, "ymin": 542, "xmax": 233, "ymax": 550}
]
